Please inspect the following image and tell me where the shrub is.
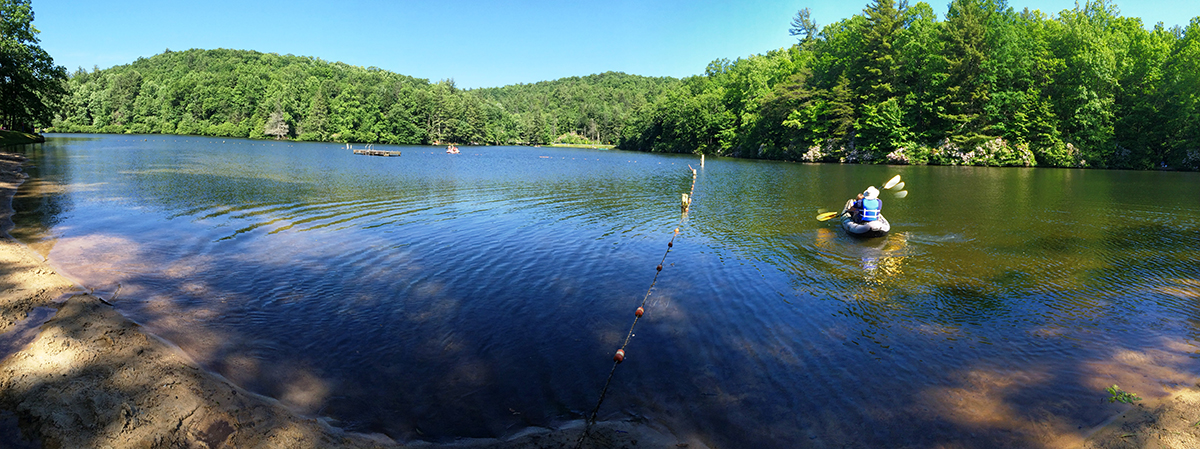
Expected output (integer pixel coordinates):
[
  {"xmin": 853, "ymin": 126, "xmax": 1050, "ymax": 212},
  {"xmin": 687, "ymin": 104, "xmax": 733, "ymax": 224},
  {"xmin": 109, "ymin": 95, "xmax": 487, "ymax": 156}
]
[
  {"xmin": 800, "ymin": 145, "xmax": 823, "ymax": 162},
  {"xmin": 1184, "ymin": 150, "xmax": 1200, "ymax": 171}
]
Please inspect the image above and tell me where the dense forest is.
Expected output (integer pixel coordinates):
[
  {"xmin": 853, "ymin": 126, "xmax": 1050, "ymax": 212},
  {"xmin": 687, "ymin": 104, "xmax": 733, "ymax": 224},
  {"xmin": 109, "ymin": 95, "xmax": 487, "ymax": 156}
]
[
  {"xmin": 50, "ymin": 49, "xmax": 677, "ymax": 146},
  {"xmin": 620, "ymin": 0, "xmax": 1200, "ymax": 170},
  {"xmin": 473, "ymin": 75, "xmax": 681, "ymax": 145},
  {"xmin": 48, "ymin": 0, "xmax": 1200, "ymax": 170}
]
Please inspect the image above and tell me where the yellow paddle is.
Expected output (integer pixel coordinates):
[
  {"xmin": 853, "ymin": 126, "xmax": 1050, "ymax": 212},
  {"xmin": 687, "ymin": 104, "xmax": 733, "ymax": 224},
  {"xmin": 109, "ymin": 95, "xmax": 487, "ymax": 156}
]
[{"xmin": 815, "ymin": 211, "xmax": 844, "ymax": 221}]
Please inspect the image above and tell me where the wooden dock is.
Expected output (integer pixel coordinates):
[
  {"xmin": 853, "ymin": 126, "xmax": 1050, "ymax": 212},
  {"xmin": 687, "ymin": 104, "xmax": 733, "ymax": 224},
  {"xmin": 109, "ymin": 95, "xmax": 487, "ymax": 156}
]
[{"xmin": 353, "ymin": 149, "xmax": 402, "ymax": 157}]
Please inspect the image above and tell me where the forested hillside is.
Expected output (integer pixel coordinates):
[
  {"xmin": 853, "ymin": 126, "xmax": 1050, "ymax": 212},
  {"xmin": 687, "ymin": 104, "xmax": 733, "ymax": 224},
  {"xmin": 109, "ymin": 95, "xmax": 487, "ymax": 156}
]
[
  {"xmin": 619, "ymin": 0, "xmax": 1200, "ymax": 170},
  {"xmin": 48, "ymin": 0, "xmax": 1200, "ymax": 170},
  {"xmin": 50, "ymin": 49, "xmax": 676, "ymax": 146},
  {"xmin": 474, "ymin": 73, "xmax": 680, "ymax": 145}
]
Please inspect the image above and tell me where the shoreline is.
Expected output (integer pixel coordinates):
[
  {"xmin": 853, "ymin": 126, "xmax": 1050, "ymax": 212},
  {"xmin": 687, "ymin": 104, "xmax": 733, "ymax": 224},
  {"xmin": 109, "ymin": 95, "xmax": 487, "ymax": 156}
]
[
  {"xmin": 36, "ymin": 131, "xmax": 1197, "ymax": 171},
  {"xmin": 0, "ymin": 148, "xmax": 694, "ymax": 448},
  {"xmin": 546, "ymin": 143, "xmax": 615, "ymax": 149},
  {"xmin": 0, "ymin": 131, "xmax": 45, "ymax": 147}
]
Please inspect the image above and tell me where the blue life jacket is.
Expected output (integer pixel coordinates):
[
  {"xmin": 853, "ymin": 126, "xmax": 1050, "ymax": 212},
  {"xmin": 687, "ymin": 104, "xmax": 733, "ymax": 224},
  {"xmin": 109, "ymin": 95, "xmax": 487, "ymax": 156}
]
[{"xmin": 860, "ymin": 198, "xmax": 882, "ymax": 222}]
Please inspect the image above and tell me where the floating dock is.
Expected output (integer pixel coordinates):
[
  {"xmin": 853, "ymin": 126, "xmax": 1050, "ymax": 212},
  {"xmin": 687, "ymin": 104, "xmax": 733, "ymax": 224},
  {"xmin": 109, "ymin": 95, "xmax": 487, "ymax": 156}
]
[{"xmin": 353, "ymin": 149, "xmax": 402, "ymax": 157}]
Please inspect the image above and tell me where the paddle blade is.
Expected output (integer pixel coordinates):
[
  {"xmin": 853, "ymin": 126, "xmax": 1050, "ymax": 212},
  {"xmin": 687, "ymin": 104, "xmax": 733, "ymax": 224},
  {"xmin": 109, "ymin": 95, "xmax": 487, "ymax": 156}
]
[
  {"xmin": 883, "ymin": 175, "xmax": 902, "ymax": 189},
  {"xmin": 893, "ymin": 181, "xmax": 905, "ymax": 191},
  {"xmin": 816, "ymin": 211, "xmax": 841, "ymax": 221},
  {"xmin": 894, "ymin": 190, "xmax": 908, "ymax": 198}
]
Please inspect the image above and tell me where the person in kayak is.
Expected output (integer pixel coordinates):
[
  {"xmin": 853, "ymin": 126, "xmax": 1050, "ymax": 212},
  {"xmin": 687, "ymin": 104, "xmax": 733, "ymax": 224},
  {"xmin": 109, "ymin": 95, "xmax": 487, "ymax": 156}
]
[{"xmin": 849, "ymin": 186, "xmax": 882, "ymax": 223}]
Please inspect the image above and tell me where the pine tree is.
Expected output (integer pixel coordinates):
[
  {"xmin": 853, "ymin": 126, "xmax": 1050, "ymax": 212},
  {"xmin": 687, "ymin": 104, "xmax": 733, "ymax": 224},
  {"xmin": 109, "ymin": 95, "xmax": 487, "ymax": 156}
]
[
  {"xmin": 856, "ymin": 0, "xmax": 904, "ymax": 105},
  {"xmin": 938, "ymin": 0, "xmax": 991, "ymax": 140}
]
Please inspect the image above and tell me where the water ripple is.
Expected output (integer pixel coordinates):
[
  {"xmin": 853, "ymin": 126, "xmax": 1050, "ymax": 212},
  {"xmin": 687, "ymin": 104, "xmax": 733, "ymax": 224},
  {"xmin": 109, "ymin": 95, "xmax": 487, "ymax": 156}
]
[{"xmin": 20, "ymin": 137, "xmax": 1200, "ymax": 449}]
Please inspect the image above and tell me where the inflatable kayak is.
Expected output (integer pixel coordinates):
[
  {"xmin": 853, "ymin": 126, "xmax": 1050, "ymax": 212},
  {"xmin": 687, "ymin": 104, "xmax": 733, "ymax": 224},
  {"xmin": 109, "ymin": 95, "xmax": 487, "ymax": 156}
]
[{"xmin": 841, "ymin": 199, "xmax": 890, "ymax": 237}]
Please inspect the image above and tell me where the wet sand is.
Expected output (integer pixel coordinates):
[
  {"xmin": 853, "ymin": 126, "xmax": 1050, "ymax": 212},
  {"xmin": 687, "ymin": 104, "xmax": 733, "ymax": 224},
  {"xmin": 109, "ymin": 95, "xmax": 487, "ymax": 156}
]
[{"xmin": 1, "ymin": 147, "xmax": 1198, "ymax": 448}]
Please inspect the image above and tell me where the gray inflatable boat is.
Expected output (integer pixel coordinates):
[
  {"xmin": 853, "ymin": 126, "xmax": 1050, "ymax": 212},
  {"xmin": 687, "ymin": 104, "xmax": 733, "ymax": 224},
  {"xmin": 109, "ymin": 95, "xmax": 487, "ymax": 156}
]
[{"xmin": 841, "ymin": 199, "xmax": 890, "ymax": 237}]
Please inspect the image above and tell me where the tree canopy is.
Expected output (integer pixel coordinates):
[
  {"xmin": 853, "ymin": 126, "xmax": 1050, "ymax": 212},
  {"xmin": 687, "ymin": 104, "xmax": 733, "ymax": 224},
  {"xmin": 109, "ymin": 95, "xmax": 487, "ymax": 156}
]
[
  {"xmin": 51, "ymin": 49, "xmax": 679, "ymax": 146},
  {"xmin": 0, "ymin": 0, "xmax": 66, "ymax": 131},
  {"xmin": 617, "ymin": 0, "xmax": 1200, "ymax": 170}
]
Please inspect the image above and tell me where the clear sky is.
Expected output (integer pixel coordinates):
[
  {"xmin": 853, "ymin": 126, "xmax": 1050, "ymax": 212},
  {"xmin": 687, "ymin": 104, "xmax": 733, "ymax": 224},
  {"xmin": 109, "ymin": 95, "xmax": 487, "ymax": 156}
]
[{"xmin": 31, "ymin": 0, "xmax": 1200, "ymax": 89}]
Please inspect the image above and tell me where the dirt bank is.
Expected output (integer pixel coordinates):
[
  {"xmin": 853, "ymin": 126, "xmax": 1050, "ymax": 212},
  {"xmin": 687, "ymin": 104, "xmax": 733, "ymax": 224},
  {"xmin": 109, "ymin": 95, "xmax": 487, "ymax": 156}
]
[{"xmin": 0, "ymin": 149, "xmax": 693, "ymax": 448}]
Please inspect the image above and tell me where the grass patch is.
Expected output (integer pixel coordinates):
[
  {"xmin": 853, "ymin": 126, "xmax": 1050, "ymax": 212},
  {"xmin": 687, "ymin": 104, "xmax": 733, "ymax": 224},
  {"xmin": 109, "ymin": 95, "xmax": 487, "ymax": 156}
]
[
  {"xmin": 1106, "ymin": 385, "xmax": 1143, "ymax": 404},
  {"xmin": 0, "ymin": 130, "xmax": 45, "ymax": 147}
]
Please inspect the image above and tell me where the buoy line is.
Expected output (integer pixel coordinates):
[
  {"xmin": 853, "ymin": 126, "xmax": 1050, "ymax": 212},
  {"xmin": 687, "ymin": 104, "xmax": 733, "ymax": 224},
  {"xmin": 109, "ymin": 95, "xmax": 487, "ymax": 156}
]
[{"xmin": 575, "ymin": 164, "xmax": 699, "ymax": 449}]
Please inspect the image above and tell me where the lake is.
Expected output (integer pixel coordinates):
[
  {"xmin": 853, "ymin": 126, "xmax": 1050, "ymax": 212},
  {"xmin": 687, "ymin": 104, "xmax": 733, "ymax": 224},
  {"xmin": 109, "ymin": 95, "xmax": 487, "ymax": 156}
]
[{"xmin": 7, "ymin": 134, "xmax": 1200, "ymax": 448}]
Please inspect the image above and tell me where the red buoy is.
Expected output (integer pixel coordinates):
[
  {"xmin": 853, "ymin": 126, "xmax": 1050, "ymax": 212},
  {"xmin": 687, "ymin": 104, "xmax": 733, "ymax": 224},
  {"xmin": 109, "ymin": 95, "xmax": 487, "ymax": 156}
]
[
  {"xmin": 668, "ymin": 241, "xmax": 673, "ymax": 248},
  {"xmin": 635, "ymin": 307, "xmax": 644, "ymax": 317},
  {"xmin": 613, "ymin": 349, "xmax": 625, "ymax": 363},
  {"xmin": 656, "ymin": 264, "xmax": 663, "ymax": 272}
]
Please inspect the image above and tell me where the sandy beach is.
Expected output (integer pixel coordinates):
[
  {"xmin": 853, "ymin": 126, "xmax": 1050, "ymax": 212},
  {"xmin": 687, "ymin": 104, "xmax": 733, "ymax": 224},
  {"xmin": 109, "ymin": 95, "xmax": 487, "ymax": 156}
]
[{"xmin": 1, "ymin": 146, "xmax": 1198, "ymax": 448}]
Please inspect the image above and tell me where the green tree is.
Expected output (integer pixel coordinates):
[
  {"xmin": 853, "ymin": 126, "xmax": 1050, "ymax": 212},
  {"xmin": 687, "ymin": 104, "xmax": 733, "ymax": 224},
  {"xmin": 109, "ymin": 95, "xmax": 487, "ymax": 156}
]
[
  {"xmin": 298, "ymin": 85, "xmax": 330, "ymax": 140},
  {"xmin": 0, "ymin": 0, "xmax": 66, "ymax": 130},
  {"xmin": 1104, "ymin": 17, "xmax": 1169, "ymax": 168},
  {"xmin": 1160, "ymin": 19, "xmax": 1200, "ymax": 169},
  {"xmin": 1046, "ymin": 0, "xmax": 1123, "ymax": 167},
  {"xmin": 895, "ymin": 2, "xmax": 944, "ymax": 143},
  {"xmin": 855, "ymin": 0, "xmax": 904, "ymax": 105},
  {"xmin": 826, "ymin": 74, "xmax": 857, "ymax": 143},
  {"xmin": 938, "ymin": 0, "xmax": 992, "ymax": 142}
]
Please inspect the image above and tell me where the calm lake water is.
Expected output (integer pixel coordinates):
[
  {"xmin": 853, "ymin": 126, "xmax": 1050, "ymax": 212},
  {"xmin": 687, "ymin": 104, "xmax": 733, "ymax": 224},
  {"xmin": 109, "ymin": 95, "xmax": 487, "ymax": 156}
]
[{"xmin": 8, "ymin": 134, "xmax": 1200, "ymax": 448}]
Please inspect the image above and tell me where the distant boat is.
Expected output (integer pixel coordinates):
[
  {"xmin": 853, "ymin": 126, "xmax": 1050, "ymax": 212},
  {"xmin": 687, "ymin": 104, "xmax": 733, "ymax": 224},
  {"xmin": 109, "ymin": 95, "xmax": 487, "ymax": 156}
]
[{"xmin": 446, "ymin": 145, "xmax": 460, "ymax": 154}]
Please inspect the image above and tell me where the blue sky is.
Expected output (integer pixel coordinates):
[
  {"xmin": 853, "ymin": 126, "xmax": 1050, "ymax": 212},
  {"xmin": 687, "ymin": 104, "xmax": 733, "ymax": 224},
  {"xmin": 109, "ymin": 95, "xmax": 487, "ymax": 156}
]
[{"xmin": 33, "ymin": 0, "xmax": 1199, "ymax": 89}]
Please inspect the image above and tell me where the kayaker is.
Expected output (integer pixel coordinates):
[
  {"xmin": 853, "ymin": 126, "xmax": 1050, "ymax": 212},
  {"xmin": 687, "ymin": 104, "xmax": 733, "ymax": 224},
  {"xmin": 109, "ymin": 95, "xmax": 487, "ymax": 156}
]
[{"xmin": 850, "ymin": 186, "xmax": 882, "ymax": 223}]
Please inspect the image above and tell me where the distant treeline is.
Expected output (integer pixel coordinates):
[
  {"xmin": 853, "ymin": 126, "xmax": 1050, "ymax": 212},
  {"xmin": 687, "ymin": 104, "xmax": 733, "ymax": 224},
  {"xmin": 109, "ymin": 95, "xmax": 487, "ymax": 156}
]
[
  {"xmin": 50, "ymin": 48, "xmax": 678, "ymax": 146},
  {"xmin": 50, "ymin": 0, "xmax": 1200, "ymax": 170}
]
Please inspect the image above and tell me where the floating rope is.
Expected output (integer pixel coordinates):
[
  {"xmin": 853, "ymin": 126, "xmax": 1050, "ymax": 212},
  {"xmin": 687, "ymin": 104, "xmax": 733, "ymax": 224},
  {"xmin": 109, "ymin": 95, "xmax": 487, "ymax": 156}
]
[{"xmin": 575, "ymin": 164, "xmax": 699, "ymax": 449}]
